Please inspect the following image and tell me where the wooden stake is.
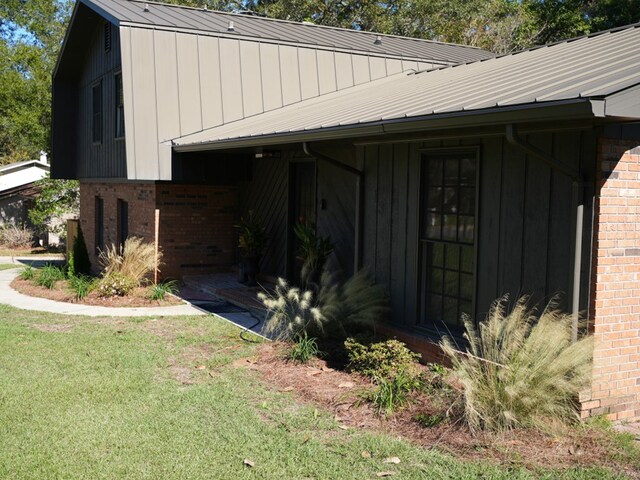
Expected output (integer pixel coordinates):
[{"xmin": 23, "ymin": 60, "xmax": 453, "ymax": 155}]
[{"xmin": 154, "ymin": 208, "xmax": 160, "ymax": 284}]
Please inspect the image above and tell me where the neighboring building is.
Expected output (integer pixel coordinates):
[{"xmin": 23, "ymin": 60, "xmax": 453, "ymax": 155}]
[
  {"xmin": 0, "ymin": 156, "xmax": 50, "ymax": 244},
  {"xmin": 53, "ymin": 0, "xmax": 640, "ymax": 421}
]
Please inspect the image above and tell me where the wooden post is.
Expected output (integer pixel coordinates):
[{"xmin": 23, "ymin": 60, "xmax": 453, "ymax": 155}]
[{"xmin": 154, "ymin": 209, "xmax": 160, "ymax": 284}]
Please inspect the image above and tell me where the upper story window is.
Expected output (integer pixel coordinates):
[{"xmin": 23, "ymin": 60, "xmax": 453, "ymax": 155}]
[
  {"xmin": 104, "ymin": 22, "xmax": 111, "ymax": 53},
  {"xmin": 115, "ymin": 73, "xmax": 125, "ymax": 138},
  {"xmin": 92, "ymin": 81, "xmax": 103, "ymax": 144}
]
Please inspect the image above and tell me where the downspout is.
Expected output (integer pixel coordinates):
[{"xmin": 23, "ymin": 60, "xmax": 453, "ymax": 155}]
[
  {"xmin": 505, "ymin": 125, "xmax": 584, "ymax": 342},
  {"xmin": 302, "ymin": 142, "xmax": 365, "ymax": 273}
]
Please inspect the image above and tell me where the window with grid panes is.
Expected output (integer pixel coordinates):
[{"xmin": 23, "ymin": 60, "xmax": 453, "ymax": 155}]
[{"xmin": 420, "ymin": 151, "xmax": 476, "ymax": 329}]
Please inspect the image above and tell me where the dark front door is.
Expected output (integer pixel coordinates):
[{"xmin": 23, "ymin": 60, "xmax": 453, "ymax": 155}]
[{"xmin": 289, "ymin": 161, "xmax": 316, "ymax": 281}]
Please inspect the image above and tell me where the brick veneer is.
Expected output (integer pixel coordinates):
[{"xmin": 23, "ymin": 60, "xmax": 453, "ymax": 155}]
[
  {"xmin": 79, "ymin": 182, "xmax": 238, "ymax": 279},
  {"xmin": 581, "ymin": 139, "xmax": 640, "ymax": 421}
]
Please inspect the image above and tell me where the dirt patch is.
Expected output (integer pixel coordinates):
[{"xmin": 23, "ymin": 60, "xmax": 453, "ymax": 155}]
[
  {"xmin": 252, "ymin": 343, "xmax": 638, "ymax": 477},
  {"xmin": 31, "ymin": 323, "xmax": 75, "ymax": 333},
  {"xmin": 11, "ymin": 278, "xmax": 183, "ymax": 308}
]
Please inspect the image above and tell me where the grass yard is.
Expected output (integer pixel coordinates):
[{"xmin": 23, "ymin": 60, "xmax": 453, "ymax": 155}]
[
  {"xmin": 0, "ymin": 264, "xmax": 18, "ymax": 271},
  {"xmin": 0, "ymin": 304, "xmax": 633, "ymax": 479}
]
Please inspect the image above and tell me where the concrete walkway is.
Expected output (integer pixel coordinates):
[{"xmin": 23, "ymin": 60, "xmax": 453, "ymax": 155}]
[{"xmin": 0, "ymin": 267, "xmax": 204, "ymax": 317}]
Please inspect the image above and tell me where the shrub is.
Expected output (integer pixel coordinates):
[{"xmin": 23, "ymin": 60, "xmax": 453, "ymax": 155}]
[
  {"xmin": 72, "ymin": 227, "xmax": 91, "ymax": 276},
  {"xmin": 0, "ymin": 224, "xmax": 34, "ymax": 249},
  {"xmin": 345, "ymin": 337, "xmax": 421, "ymax": 382},
  {"xmin": 440, "ymin": 296, "xmax": 594, "ymax": 432},
  {"xmin": 97, "ymin": 272, "xmax": 136, "ymax": 297},
  {"xmin": 18, "ymin": 264, "xmax": 35, "ymax": 280},
  {"xmin": 288, "ymin": 333, "xmax": 320, "ymax": 363},
  {"xmin": 293, "ymin": 220, "xmax": 333, "ymax": 288},
  {"xmin": 68, "ymin": 275, "xmax": 95, "ymax": 300},
  {"xmin": 318, "ymin": 271, "xmax": 389, "ymax": 339},
  {"xmin": 99, "ymin": 236, "xmax": 159, "ymax": 286},
  {"xmin": 414, "ymin": 412, "xmax": 446, "ymax": 428},
  {"xmin": 35, "ymin": 264, "xmax": 66, "ymax": 289},
  {"xmin": 148, "ymin": 280, "xmax": 179, "ymax": 301},
  {"xmin": 259, "ymin": 278, "xmax": 325, "ymax": 340}
]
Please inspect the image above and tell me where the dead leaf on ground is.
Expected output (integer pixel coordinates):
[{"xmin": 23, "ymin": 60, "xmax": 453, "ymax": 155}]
[
  {"xmin": 195, "ymin": 365, "xmax": 206, "ymax": 370},
  {"xmin": 338, "ymin": 425, "xmax": 349, "ymax": 430},
  {"xmin": 307, "ymin": 368, "xmax": 323, "ymax": 377},
  {"xmin": 321, "ymin": 366, "xmax": 334, "ymax": 372},
  {"xmin": 243, "ymin": 459, "xmax": 255, "ymax": 468},
  {"xmin": 383, "ymin": 457, "xmax": 401, "ymax": 464},
  {"xmin": 338, "ymin": 382, "xmax": 355, "ymax": 389},
  {"xmin": 376, "ymin": 472, "xmax": 395, "ymax": 477},
  {"xmin": 282, "ymin": 386, "xmax": 295, "ymax": 392},
  {"xmin": 361, "ymin": 451, "xmax": 371, "ymax": 458}
]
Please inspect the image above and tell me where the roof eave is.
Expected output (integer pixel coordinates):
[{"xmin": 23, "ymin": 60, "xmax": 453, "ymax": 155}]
[{"xmin": 172, "ymin": 99, "xmax": 606, "ymax": 153}]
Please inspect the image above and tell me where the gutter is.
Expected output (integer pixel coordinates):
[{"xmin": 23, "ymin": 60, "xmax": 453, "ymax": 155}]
[
  {"xmin": 505, "ymin": 124, "xmax": 584, "ymax": 342},
  {"xmin": 302, "ymin": 142, "xmax": 365, "ymax": 273}
]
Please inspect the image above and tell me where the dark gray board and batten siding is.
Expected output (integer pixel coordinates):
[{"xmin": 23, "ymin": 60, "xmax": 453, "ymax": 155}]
[{"xmin": 358, "ymin": 130, "xmax": 596, "ymax": 330}]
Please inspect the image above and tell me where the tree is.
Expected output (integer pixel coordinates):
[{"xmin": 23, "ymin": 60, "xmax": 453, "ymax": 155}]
[
  {"xmin": 0, "ymin": 0, "xmax": 72, "ymax": 164},
  {"xmin": 28, "ymin": 176, "xmax": 79, "ymax": 236}
]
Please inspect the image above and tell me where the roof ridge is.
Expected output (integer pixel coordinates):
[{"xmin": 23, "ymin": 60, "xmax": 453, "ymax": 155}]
[
  {"xmin": 123, "ymin": 0, "xmax": 488, "ymax": 52},
  {"xmin": 416, "ymin": 22, "xmax": 640, "ymax": 76}
]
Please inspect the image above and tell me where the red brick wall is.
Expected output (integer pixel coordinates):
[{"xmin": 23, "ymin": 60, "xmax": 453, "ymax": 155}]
[
  {"xmin": 156, "ymin": 184, "xmax": 238, "ymax": 279},
  {"xmin": 79, "ymin": 182, "xmax": 239, "ymax": 279},
  {"xmin": 582, "ymin": 139, "xmax": 640, "ymax": 421},
  {"xmin": 79, "ymin": 182, "xmax": 156, "ymax": 273}
]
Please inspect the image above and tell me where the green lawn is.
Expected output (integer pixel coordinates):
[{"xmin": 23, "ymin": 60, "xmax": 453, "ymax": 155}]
[
  {"xmin": 0, "ymin": 305, "xmax": 631, "ymax": 479},
  {"xmin": 0, "ymin": 264, "xmax": 17, "ymax": 271}
]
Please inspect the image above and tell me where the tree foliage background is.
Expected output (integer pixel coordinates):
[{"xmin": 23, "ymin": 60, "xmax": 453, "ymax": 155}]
[{"xmin": 0, "ymin": 0, "xmax": 638, "ymax": 165}]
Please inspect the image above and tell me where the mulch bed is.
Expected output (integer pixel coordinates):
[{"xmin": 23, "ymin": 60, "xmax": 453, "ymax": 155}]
[
  {"xmin": 11, "ymin": 277, "xmax": 183, "ymax": 307},
  {"xmin": 250, "ymin": 342, "xmax": 638, "ymax": 477}
]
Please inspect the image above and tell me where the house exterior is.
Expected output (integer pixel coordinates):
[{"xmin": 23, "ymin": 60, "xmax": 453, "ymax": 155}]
[
  {"xmin": 53, "ymin": 0, "xmax": 640, "ymax": 421},
  {"xmin": 0, "ymin": 156, "xmax": 52, "ymax": 244}
]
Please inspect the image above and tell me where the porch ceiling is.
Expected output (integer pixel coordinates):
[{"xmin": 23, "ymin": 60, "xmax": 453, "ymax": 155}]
[{"xmin": 172, "ymin": 23, "xmax": 640, "ymax": 152}]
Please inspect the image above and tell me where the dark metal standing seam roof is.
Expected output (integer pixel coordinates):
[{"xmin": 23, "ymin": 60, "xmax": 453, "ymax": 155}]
[
  {"xmin": 81, "ymin": 0, "xmax": 494, "ymax": 64},
  {"xmin": 172, "ymin": 23, "xmax": 640, "ymax": 149}
]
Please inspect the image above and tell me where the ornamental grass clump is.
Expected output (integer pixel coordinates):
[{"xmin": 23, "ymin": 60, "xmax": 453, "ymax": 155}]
[
  {"xmin": 440, "ymin": 296, "xmax": 594, "ymax": 432},
  {"xmin": 98, "ymin": 236, "xmax": 159, "ymax": 286},
  {"xmin": 259, "ymin": 278, "xmax": 325, "ymax": 340}
]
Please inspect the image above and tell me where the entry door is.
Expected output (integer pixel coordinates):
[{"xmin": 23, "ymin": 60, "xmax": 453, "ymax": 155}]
[{"xmin": 289, "ymin": 161, "xmax": 316, "ymax": 281}]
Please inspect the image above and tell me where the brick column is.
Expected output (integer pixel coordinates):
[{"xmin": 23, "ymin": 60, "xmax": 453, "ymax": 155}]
[{"xmin": 582, "ymin": 139, "xmax": 640, "ymax": 421}]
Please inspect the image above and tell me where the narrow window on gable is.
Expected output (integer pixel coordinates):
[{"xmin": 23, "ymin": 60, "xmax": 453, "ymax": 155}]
[
  {"xmin": 104, "ymin": 22, "xmax": 111, "ymax": 53},
  {"xmin": 115, "ymin": 73, "xmax": 125, "ymax": 138},
  {"xmin": 92, "ymin": 81, "xmax": 103, "ymax": 144}
]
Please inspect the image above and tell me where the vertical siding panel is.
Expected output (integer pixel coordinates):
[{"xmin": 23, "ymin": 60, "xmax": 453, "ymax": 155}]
[
  {"xmin": 334, "ymin": 52, "xmax": 354, "ymax": 90},
  {"xmin": 120, "ymin": 26, "xmax": 137, "ymax": 179},
  {"xmin": 352, "ymin": 54, "xmax": 371, "ymax": 85},
  {"xmin": 369, "ymin": 56, "xmax": 387, "ymax": 80},
  {"xmin": 198, "ymin": 35, "xmax": 223, "ymax": 129},
  {"xmin": 130, "ymin": 27, "xmax": 159, "ymax": 179},
  {"xmin": 219, "ymin": 38, "xmax": 244, "ymax": 122},
  {"xmin": 259, "ymin": 43, "xmax": 283, "ymax": 111},
  {"xmin": 279, "ymin": 46, "xmax": 302, "ymax": 105},
  {"xmin": 298, "ymin": 48, "xmax": 319, "ymax": 100},
  {"xmin": 498, "ymin": 141, "xmax": 526, "ymax": 300},
  {"xmin": 363, "ymin": 145, "xmax": 379, "ymax": 275},
  {"xmin": 154, "ymin": 30, "xmax": 181, "ymax": 141},
  {"xmin": 317, "ymin": 50, "xmax": 337, "ymax": 94},
  {"xmin": 376, "ymin": 144, "xmax": 393, "ymax": 289},
  {"xmin": 476, "ymin": 137, "xmax": 503, "ymax": 317},
  {"xmin": 521, "ymin": 133, "xmax": 552, "ymax": 304},
  {"xmin": 240, "ymin": 41, "xmax": 264, "ymax": 117},
  {"xmin": 385, "ymin": 58, "xmax": 403, "ymax": 75},
  {"xmin": 176, "ymin": 33, "xmax": 203, "ymax": 135},
  {"xmin": 390, "ymin": 143, "xmax": 409, "ymax": 322},
  {"xmin": 404, "ymin": 143, "xmax": 421, "ymax": 324}
]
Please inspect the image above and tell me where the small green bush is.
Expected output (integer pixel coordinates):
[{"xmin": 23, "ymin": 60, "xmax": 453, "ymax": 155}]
[
  {"xmin": 35, "ymin": 265, "xmax": 66, "ymax": 290},
  {"xmin": 97, "ymin": 272, "xmax": 136, "ymax": 297},
  {"xmin": 345, "ymin": 337, "xmax": 421, "ymax": 382},
  {"xmin": 287, "ymin": 333, "xmax": 320, "ymax": 364},
  {"xmin": 148, "ymin": 280, "xmax": 179, "ymax": 301},
  {"xmin": 68, "ymin": 275, "xmax": 95, "ymax": 300},
  {"xmin": 19, "ymin": 265, "xmax": 35, "ymax": 280},
  {"xmin": 440, "ymin": 296, "xmax": 594, "ymax": 432},
  {"xmin": 72, "ymin": 227, "xmax": 91, "ymax": 276},
  {"xmin": 414, "ymin": 412, "xmax": 446, "ymax": 428}
]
